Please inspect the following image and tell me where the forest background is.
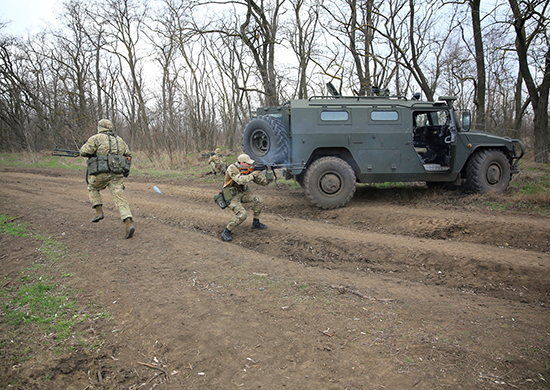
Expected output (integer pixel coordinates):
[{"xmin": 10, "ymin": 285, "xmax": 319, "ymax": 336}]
[{"xmin": 0, "ymin": 0, "xmax": 548, "ymax": 166}]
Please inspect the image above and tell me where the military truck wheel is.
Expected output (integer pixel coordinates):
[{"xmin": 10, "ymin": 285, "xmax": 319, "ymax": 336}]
[
  {"xmin": 242, "ymin": 115, "xmax": 290, "ymax": 164},
  {"xmin": 464, "ymin": 149, "xmax": 511, "ymax": 194},
  {"xmin": 304, "ymin": 157, "xmax": 356, "ymax": 209},
  {"xmin": 296, "ymin": 171, "xmax": 306, "ymax": 188}
]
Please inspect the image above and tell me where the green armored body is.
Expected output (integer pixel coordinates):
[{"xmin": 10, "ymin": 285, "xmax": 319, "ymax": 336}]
[{"xmin": 242, "ymin": 89, "xmax": 524, "ymax": 209}]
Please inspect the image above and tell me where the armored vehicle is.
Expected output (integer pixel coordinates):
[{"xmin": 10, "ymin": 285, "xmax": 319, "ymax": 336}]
[{"xmin": 242, "ymin": 89, "xmax": 524, "ymax": 209}]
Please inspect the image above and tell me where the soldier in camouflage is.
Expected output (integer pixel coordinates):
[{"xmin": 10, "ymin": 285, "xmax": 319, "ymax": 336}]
[
  {"xmin": 208, "ymin": 148, "xmax": 227, "ymax": 175},
  {"xmin": 79, "ymin": 119, "xmax": 135, "ymax": 239},
  {"xmin": 221, "ymin": 153, "xmax": 274, "ymax": 242}
]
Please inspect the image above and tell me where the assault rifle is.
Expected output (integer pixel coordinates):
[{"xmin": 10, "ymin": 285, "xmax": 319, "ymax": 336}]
[
  {"xmin": 238, "ymin": 162, "xmax": 289, "ymax": 182},
  {"xmin": 252, "ymin": 162, "xmax": 279, "ymax": 172},
  {"xmin": 201, "ymin": 151, "xmax": 215, "ymax": 158},
  {"xmin": 52, "ymin": 148, "xmax": 80, "ymax": 157}
]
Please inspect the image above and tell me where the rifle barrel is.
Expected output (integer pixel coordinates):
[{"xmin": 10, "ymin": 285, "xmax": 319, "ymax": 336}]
[{"xmin": 52, "ymin": 148, "xmax": 80, "ymax": 157}]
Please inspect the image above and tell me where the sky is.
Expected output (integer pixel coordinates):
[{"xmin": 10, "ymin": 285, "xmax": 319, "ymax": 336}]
[{"xmin": 0, "ymin": 0, "xmax": 60, "ymax": 35}]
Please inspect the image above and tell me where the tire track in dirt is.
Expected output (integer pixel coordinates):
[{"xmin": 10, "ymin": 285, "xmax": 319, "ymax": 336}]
[
  {"xmin": 332, "ymin": 202, "xmax": 550, "ymax": 253},
  {"xmin": 3, "ymin": 168, "xmax": 549, "ymax": 306},
  {"xmin": 130, "ymin": 177, "xmax": 550, "ymax": 253},
  {"xmin": 2, "ymin": 167, "xmax": 550, "ymax": 389},
  {"xmin": 120, "ymin": 178, "xmax": 550, "ymax": 306}
]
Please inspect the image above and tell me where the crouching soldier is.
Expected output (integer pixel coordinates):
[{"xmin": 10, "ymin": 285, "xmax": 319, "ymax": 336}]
[
  {"xmin": 80, "ymin": 119, "xmax": 135, "ymax": 239},
  {"xmin": 208, "ymin": 148, "xmax": 227, "ymax": 175},
  {"xmin": 221, "ymin": 154, "xmax": 274, "ymax": 241}
]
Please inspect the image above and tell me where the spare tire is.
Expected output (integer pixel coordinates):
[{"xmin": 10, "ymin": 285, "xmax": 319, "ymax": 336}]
[{"xmin": 242, "ymin": 115, "xmax": 290, "ymax": 164}]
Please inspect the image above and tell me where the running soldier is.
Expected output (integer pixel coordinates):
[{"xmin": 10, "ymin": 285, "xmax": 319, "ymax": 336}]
[{"xmin": 80, "ymin": 119, "xmax": 135, "ymax": 239}]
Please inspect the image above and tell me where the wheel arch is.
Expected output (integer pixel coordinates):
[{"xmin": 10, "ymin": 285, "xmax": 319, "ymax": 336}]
[
  {"xmin": 460, "ymin": 145, "xmax": 514, "ymax": 177},
  {"xmin": 303, "ymin": 147, "xmax": 360, "ymax": 181}
]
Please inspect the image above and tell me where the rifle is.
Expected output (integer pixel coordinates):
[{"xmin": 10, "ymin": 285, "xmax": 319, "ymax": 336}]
[
  {"xmin": 238, "ymin": 162, "xmax": 286, "ymax": 182},
  {"xmin": 52, "ymin": 148, "xmax": 80, "ymax": 157},
  {"xmin": 201, "ymin": 151, "xmax": 215, "ymax": 158}
]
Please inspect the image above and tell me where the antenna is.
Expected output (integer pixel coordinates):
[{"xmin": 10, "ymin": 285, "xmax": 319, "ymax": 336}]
[{"xmin": 326, "ymin": 82, "xmax": 341, "ymax": 97}]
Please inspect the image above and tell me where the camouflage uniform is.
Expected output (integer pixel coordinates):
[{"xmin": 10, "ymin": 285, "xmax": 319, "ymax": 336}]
[
  {"xmin": 80, "ymin": 119, "xmax": 135, "ymax": 238},
  {"xmin": 85, "ymin": 174, "xmax": 132, "ymax": 220},
  {"xmin": 208, "ymin": 148, "xmax": 227, "ymax": 175},
  {"xmin": 221, "ymin": 154, "xmax": 273, "ymax": 241}
]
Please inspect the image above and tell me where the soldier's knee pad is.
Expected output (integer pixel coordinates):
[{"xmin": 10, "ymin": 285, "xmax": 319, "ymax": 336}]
[{"xmin": 236, "ymin": 209, "xmax": 248, "ymax": 222}]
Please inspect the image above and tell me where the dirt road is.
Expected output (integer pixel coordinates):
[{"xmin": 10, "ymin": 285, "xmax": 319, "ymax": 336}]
[{"xmin": 1, "ymin": 166, "xmax": 549, "ymax": 389}]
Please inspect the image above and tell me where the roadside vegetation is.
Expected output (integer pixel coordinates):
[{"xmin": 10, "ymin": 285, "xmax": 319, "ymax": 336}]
[
  {"xmin": 0, "ymin": 214, "xmax": 109, "ymax": 387},
  {"xmin": 4, "ymin": 150, "xmax": 548, "ymax": 215}
]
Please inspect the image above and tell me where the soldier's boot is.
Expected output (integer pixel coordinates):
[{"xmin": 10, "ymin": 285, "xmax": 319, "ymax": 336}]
[
  {"xmin": 124, "ymin": 217, "xmax": 135, "ymax": 239},
  {"xmin": 221, "ymin": 228, "xmax": 232, "ymax": 242},
  {"xmin": 92, "ymin": 205, "xmax": 104, "ymax": 223},
  {"xmin": 252, "ymin": 218, "xmax": 267, "ymax": 229}
]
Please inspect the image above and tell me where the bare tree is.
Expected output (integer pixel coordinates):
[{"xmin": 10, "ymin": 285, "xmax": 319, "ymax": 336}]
[
  {"xmin": 287, "ymin": 0, "xmax": 321, "ymax": 98},
  {"xmin": 385, "ymin": 0, "xmax": 408, "ymax": 96},
  {"xmin": 205, "ymin": 33, "xmax": 255, "ymax": 149},
  {"xmin": 0, "ymin": 37, "xmax": 33, "ymax": 151},
  {"xmin": 322, "ymin": 0, "xmax": 379, "ymax": 95},
  {"xmin": 508, "ymin": 0, "xmax": 550, "ymax": 163},
  {"xmin": 469, "ymin": 0, "xmax": 486, "ymax": 131},
  {"xmin": 238, "ymin": 0, "xmax": 284, "ymax": 106},
  {"xmin": 98, "ymin": 0, "xmax": 151, "ymax": 151},
  {"xmin": 150, "ymin": 29, "xmax": 188, "ymax": 163},
  {"xmin": 51, "ymin": 0, "xmax": 97, "ymax": 137},
  {"xmin": 378, "ymin": 0, "xmax": 457, "ymax": 101}
]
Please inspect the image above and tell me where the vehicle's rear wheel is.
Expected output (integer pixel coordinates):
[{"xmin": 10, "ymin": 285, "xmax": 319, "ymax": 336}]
[
  {"xmin": 304, "ymin": 157, "xmax": 356, "ymax": 209},
  {"xmin": 242, "ymin": 115, "xmax": 289, "ymax": 164},
  {"xmin": 295, "ymin": 171, "xmax": 306, "ymax": 188},
  {"xmin": 464, "ymin": 149, "xmax": 511, "ymax": 194}
]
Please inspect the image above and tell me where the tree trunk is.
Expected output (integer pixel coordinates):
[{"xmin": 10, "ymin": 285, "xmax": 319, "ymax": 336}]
[
  {"xmin": 470, "ymin": 0, "xmax": 486, "ymax": 131},
  {"xmin": 509, "ymin": 0, "xmax": 550, "ymax": 163}
]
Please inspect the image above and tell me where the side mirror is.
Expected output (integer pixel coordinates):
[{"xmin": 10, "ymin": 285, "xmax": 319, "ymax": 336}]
[{"xmin": 462, "ymin": 110, "xmax": 471, "ymax": 131}]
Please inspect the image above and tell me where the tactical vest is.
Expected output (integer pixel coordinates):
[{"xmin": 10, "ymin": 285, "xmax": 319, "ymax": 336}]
[{"xmin": 87, "ymin": 133, "xmax": 129, "ymax": 176}]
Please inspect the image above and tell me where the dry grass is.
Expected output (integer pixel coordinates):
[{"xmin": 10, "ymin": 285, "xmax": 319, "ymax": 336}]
[{"xmin": 2, "ymin": 150, "xmax": 550, "ymax": 213}]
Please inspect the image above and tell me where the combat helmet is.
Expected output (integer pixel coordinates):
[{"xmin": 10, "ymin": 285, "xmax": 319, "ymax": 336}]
[{"xmin": 97, "ymin": 119, "xmax": 114, "ymax": 133}]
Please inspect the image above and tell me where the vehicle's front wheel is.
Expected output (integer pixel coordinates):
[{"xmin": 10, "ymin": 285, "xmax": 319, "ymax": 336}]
[
  {"xmin": 303, "ymin": 157, "xmax": 356, "ymax": 209},
  {"xmin": 464, "ymin": 149, "xmax": 511, "ymax": 194}
]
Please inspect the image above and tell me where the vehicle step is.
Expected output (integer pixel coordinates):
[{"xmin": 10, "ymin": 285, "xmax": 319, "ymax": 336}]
[{"xmin": 423, "ymin": 164, "xmax": 450, "ymax": 172}]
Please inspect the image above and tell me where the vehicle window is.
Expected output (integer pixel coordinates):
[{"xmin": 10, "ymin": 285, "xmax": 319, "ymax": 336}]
[
  {"xmin": 414, "ymin": 110, "xmax": 450, "ymax": 126},
  {"xmin": 320, "ymin": 110, "xmax": 349, "ymax": 121},
  {"xmin": 414, "ymin": 113, "xmax": 429, "ymax": 126},
  {"xmin": 436, "ymin": 110, "xmax": 450, "ymax": 125},
  {"xmin": 371, "ymin": 110, "xmax": 399, "ymax": 121}
]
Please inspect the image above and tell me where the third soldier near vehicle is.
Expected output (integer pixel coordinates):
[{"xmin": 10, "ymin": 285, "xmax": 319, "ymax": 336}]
[
  {"xmin": 221, "ymin": 154, "xmax": 274, "ymax": 241},
  {"xmin": 80, "ymin": 119, "xmax": 135, "ymax": 239},
  {"xmin": 208, "ymin": 148, "xmax": 227, "ymax": 175}
]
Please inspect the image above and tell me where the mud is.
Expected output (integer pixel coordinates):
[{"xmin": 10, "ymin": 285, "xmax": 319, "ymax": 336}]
[{"xmin": 1, "ymin": 166, "xmax": 549, "ymax": 389}]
